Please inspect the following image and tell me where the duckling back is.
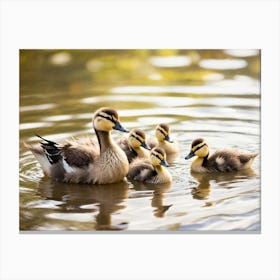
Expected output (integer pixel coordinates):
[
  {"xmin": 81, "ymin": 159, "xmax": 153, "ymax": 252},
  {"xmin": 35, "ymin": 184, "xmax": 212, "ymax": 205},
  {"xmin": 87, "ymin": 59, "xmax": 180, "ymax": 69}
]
[
  {"xmin": 128, "ymin": 157, "xmax": 156, "ymax": 182},
  {"xmin": 205, "ymin": 150, "xmax": 258, "ymax": 172}
]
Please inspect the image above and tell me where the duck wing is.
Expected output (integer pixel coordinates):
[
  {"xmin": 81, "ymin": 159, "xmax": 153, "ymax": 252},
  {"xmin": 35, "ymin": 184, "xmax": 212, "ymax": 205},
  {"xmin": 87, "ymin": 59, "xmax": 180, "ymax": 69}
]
[
  {"xmin": 206, "ymin": 150, "xmax": 241, "ymax": 172},
  {"xmin": 128, "ymin": 158, "xmax": 156, "ymax": 182},
  {"xmin": 37, "ymin": 135, "xmax": 98, "ymax": 168},
  {"xmin": 60, "ymin": 138, "xmax": 99, "ymax": 168},
  {"xmin": 207, "ymin": 150, "xmax": 257, "ymax": 172}
]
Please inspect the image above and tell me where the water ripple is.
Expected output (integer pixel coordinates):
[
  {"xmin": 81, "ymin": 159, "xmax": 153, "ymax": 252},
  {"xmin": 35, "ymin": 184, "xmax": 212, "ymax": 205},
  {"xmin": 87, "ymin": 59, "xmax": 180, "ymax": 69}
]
[
  {"xmin": 150, "ymin": 55, "xmax": 192, "ymax": 68},
  {"xmin": 111, "ymin": 80, "xmax": 259, "ymax": 95},
  {"xmin": 199, "ymin": 58, "xmax": 248, "ymax": 70}
]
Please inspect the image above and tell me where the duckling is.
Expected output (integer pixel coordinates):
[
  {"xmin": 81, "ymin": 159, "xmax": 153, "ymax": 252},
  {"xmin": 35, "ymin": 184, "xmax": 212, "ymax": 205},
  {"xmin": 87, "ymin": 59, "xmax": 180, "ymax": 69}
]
[
  {"xmin": 24, "ymin": 107, "xmax": 129, "ymax": 184},
  {"xmin": 118, "ymin": 128, "xmax": 150, "ymax": 163},
  {"xmin": 127, "ymin": 147, "xmax": 172, "ymax": 184},
  {"xmin": 185, "ymin": 138, "xmax": 258, "ymax": 173},
  {"xmin": 148, "ymin": 123, "xmax": 179, "ymax": 155}
]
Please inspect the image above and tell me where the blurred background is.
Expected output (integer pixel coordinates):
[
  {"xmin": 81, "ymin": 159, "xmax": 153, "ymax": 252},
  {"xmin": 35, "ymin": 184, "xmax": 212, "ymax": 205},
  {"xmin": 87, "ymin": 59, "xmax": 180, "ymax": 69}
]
[{"xmin": 20, "ymin": 49, "xmax": 260, "ymax": 231}]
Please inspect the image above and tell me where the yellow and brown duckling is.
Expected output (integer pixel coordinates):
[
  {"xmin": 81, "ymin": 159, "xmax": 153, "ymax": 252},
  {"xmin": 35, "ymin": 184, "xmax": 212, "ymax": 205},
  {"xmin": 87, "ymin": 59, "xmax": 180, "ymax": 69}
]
[
  {"xmin": 128, "ymin": 147, "xmax": 172, "ymax": 184},
  {"xmin": 118, "ymin": 128, "xmax": 150, "ymax": 163},
  {"xmin": 148, "ymin": 123, "xmax": 179, "ymax": 155},
  {"xmin": 24, "ymin": 107, "xmax": 129, "ymax": 184},
  {"xmin": 185, "ymin": 138, "xmax": 257, "ymax": 173}
]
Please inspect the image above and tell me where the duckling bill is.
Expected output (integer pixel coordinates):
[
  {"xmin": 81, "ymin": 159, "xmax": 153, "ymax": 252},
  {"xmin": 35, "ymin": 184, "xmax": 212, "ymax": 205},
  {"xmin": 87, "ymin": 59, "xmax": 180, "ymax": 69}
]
[{"xmin": 185, "ymin": 138, "xmax": 257, "ymax": 173}]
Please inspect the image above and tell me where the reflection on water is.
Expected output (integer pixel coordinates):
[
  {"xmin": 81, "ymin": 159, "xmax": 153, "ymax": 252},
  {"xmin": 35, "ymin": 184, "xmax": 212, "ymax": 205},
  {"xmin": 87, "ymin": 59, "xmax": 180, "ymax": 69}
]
[
  {"xmin": 133, "ymin": 182, "xmax": 173, "ymax": 218},
  {"xmin": 190, "ymin": 169, "xmax": 256, "ymax": 200},
  {"xmin": 19, "ymin": 49, "xmax": 261, "ymax": 232},
  {"xmin": 34, "ymin": 178, "xmax": 129, "ymax": 230}
]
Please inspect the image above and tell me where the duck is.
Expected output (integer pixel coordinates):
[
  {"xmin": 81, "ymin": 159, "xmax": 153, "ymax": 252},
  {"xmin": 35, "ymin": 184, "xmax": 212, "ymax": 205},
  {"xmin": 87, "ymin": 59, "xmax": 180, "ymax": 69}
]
[
  {"xmin": 127, "ymin": 147, "xmax": 172, "ymax": 184},
  {"xmin": 24, "ymin": 107, "xmax": 130, "ymax": 184},
  {"xmin": 148, "ymin": 123, "xmax": 179, "ymax": 155},
  {"xmin": 118, "ymin": 128, "xmax": 150, "ymax": 163},
  {"xmin": 185, "ymin": 138, "xmax": 258, "ymax": 173}
]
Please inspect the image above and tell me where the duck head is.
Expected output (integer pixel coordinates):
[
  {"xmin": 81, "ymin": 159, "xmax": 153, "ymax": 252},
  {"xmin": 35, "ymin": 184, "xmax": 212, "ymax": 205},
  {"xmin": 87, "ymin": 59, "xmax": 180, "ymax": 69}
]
[
  {"xmin": 128, "ymin": 128, "xmax": 150, "ymax": 150},
  {"xmin": 185, "ymin": 138, "xmax": 209, "ymax": 159},
  {"xmin": 150, "ymin": 147, "xmax": 169, "ymax": 167},
  {"xmin": 93, "ymin": 107, "xmax": 129, "ymax": 133},
  {"xmin": 155, "ymin": 123, "xmax": 173, "ymax": 143}
]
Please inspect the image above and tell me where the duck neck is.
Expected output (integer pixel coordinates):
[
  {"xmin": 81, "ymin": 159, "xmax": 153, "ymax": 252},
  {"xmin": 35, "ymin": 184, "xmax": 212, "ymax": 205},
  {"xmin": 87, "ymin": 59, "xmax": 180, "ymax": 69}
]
[
  {"xmin": 155, "ymin": 165, "xmax": 164, "ymax": 174},
  {"xmin": 155, "ymin": 165, "xmax": 171, "ymax": 182},
  {"xmin": 95, "ymin": 129, "xmax": 114, "ymax": 152},
  {"xmin": 133, "ymin": 146, "xmax": 149, "ymax": 158}
]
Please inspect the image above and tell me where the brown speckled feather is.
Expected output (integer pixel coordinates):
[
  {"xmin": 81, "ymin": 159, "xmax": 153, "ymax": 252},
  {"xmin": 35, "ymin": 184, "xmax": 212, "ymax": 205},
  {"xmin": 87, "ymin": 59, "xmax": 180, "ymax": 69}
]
[
  {"xmin": 127, "ymin": 158, "xmax": 156, "ymax": 182},
  {"xmin": 204, "ymin": 150, "xmax": 258, "ymax": 172},
  {"xmin": 60, "ymin": 138, "xmax": 98, "ymax": 168}
]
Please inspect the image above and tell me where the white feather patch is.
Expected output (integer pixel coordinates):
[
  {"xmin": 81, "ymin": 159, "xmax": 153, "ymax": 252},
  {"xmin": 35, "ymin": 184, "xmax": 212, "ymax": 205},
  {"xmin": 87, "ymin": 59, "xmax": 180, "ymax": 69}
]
[
  {"xmin": 215, "ymin": 156, "xmax": 225, "ymax": 165},
  {"xmin": 139, "ymin": 169, "xmax": 150, "ymax": 179},
  {"xmin": 62, "ymin": 158, "xmax": 76, "ymax": 173}
]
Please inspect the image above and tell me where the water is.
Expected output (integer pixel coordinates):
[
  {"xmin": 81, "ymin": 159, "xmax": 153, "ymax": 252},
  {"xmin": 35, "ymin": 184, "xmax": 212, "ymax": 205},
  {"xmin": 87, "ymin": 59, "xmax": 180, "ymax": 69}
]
[{"xmin": 19, "ymin": 49, "xmax": 260, "ymax": 232}]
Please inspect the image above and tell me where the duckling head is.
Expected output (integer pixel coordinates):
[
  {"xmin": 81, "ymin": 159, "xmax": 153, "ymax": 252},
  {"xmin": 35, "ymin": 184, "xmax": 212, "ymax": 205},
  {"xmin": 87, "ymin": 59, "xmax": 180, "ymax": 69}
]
[
  {"xmin": 150, "ymin": 147, "xmax": 169, "ymax": 167},
  {"xmin": 185, "ymin": 138, "xmax": 209, "ymax": 160},
  {"xmin": 155, "ymin": 123, "xmax": 173, "ymax": 143},
  {"xmin": 93, "ymin": 107, "xmax": 129, "ymax": 132},
  {"xmin": 128, "ymin": 128, "xmax": 150, "ymax": 150}
]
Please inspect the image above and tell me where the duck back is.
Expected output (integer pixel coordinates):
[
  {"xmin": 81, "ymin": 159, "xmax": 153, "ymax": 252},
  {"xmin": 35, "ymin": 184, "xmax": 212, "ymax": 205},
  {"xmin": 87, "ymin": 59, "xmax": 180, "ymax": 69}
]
[{"xmin": 205, "ymin": 150, "xmax": 257, "ymax": 172}]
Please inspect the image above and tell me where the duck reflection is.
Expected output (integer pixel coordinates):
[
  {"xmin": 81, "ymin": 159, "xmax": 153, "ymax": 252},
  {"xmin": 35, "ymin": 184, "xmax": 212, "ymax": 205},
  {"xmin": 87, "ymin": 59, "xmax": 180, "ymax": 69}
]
[
  {"xmin": 190, "ymin": 168, "xmax": 256, "ymax": 200},
  {"xmin": 38, "ymin": 177, "xmax": 129, "ymax": 230},
  {"xmin": 133, "ymin": 182, "xmax": 172, "ymax": 217}
]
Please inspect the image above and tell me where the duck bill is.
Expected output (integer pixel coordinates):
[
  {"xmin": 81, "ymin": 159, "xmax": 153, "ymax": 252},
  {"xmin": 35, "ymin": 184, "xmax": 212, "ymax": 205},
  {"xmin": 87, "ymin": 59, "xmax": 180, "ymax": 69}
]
[
  {"xmin": 160, "ymin": 159, "xmax": 169, "ymax": 167},
  {"xmin": 185, "ymin": 151, "xmax": 195, "ymax": 160},
  {"xmin": 164, "ymin": 135, "xmax": 173, "ymax": 143},
  {"xmin": 140, "ymin": 141, "xmax": 151, "ymax": 150},
  {"xmin": 113, "ymin": 121, "xmax": 129, "ymax": 133}
]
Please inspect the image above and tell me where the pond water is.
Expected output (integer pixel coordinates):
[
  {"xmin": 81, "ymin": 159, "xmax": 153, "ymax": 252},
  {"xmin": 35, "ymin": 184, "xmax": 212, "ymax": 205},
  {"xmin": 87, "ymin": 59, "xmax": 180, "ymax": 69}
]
[{"xmin": 19, "ymin": 49, "xmax": 260, "ymax": 232}]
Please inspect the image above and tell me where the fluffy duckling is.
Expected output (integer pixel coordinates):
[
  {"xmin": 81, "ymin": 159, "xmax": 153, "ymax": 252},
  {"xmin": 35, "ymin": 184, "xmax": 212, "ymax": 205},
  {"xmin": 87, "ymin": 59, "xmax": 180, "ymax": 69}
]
[
  {"xmin": 185, "ymin": 138, "xmax": 258, "ymax": 173},
  {"xmin": 127, "ymin": 147, "xmax": 172, "ymax": 184},
  {"xmin": 25, "ymin": 107, "xmax": 129, "ymax": 184},
  {"xmin": 118, "ymin": 128, "xmax": 150, "ymax": 163},
  {"xmin": 148, "ymin": 123, "xmax": 179, "ymax": 155}
]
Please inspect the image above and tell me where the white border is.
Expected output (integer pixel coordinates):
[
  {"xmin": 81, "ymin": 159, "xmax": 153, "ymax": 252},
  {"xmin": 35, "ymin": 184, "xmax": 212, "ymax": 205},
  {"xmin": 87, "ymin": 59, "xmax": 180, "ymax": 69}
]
[{"xmin": 1, "ymin": 0, "xmax": 279, "ymax": 279}]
